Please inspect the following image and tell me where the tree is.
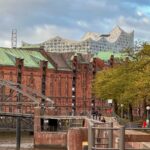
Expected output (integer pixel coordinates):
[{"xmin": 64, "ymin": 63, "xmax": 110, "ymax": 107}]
[{"xmin": 93, "ymin": 44, "xmax": 150, "ymax": 121}]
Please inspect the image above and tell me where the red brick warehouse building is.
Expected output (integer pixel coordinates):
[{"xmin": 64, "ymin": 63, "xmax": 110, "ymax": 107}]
[{"xmin": 0, "ymin": 47, "xmax": 104, "ymax": 115}]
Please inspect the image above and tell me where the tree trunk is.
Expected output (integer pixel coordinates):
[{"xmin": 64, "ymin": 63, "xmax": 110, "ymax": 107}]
[
  {"xmin": 128, "ymin": 104, "xmax": 133, "ymax": 122},
  {"xmin": 113, "ymin": 99, "xmax": 118, "ymax": 115},
  {"xmin": 138, "ymin": 106, "xmax": 141, "ymax": 117},
  {"xmin": 143, "ymin": 98, "xmax": 147, "ymax": 117}
]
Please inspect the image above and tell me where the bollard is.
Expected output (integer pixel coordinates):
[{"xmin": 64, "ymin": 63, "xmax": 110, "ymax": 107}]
[
  {"xmin": 82, "ymin": 141, "xmax": 88, "ymax": 150},
  {"xmin": 82, "ymin": 145, "xmax": 88, "ymax": 150},
  {"xmin": 115, "ymin": 137, "xmax": 119, "ymax": 149}
]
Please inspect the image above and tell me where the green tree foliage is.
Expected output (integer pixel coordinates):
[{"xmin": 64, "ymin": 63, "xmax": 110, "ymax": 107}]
[{"xmin": 93, "ymin": 44, "xmax": 150, "ymax": 121}]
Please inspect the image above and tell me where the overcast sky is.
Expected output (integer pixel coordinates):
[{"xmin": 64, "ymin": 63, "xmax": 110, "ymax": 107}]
[{"xmin": 0, "ymin": 0, "xmax": 150, "ymax": 47}]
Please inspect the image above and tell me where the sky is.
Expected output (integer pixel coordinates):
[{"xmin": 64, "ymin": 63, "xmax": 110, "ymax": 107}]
[{"xmin": 0, "ymin": 0, "xmax": 150, "ymax": 47}]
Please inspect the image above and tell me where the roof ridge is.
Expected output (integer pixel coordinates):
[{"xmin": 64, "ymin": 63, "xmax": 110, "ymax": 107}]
[
  {"xmin": 40, "ymin": 50, "xmax": 57, "ymax": 69},
  {"xmin": 61, "ymin": 53, "xmax": 72, "ymax": 69}
]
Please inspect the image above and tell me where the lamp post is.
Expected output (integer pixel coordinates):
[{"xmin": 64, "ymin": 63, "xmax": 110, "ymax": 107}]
[
  {"xmin": 108, "ymin": 99, "xmax": 113, "ymax": 106},
  {"xmin": 121, "ymin": 104, "xmax": 124, "ymax": 118},
  {"xmin": 91, "ymin": 98, "xmax": 95, "ymax": 114},
  {"xmin": 146, "ymin": 106, "xmax": 150, "ymax": 127},
  {"xmin": 108, "ymin": 99, "xmax": 113, "ymax": 117}
]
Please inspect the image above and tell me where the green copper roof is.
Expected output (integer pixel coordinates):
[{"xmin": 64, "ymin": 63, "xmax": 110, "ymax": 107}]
[
  {"xmin": 96, "ymin": 51, "xmax": 126, "ymax": 61},
  {"xmin": 0, "ymin": 48, "xmax": 54, "ymax": 69},
  {"xmin": 21, "ymin": 45, "xmax": 41, "ymax": 48}
]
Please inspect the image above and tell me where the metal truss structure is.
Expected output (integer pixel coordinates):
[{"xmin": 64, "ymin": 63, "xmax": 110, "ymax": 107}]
[{"xmin": 0, "ymin": 79, "xmax": 54, "ymax": 131}]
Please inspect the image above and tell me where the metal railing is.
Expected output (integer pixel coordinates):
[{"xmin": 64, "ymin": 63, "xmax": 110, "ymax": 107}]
[
  {"xmin": 88, "ymin": 121, "xmax": 150, "ymax": 150},
  {"xmin": 112, "ymin": 112, "xmax": 128, "ymax": 125},
  {"xmin": 0, "ymin": 116, "xmax": 33, "ymax": 131}
]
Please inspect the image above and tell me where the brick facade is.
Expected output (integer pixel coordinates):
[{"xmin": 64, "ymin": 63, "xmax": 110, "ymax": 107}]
[
  {"xmin": 34, "ymin": 107, "xmax": 88, "ymax": 149},
  {"xmin": 0, "ymin": 48, "xmax": 105, "ymax": 115},
  {"xmin": 67, "ymin": 128, "xmax": 88, "ymax": 150}
]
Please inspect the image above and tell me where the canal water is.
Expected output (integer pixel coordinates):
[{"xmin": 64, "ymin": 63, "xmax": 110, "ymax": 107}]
[{"xmin": 0, "ymin": 132, "xmax": 63, "ymax": 150}]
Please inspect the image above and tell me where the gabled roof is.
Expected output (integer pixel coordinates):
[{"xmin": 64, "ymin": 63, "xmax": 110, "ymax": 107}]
[
  {"xmin": 0, "ymin": 48, "xmax": 54, "ymax": 69},
  {"xmin": 47, "ymin": 52, "xmax": 93, "ymax": 70},
  {"xmin": 48, "ymin": 52, "xmax": 71, "ymax": 70}
]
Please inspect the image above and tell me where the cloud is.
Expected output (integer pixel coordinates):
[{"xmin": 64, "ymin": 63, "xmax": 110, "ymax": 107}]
[
  {"xmin": 0, "ymin": 0, "xmax": 150, "ymax": 47},
  {"xmin": 20, "ymin": 24, "xmax": 84, "ymax": 44},
  {"xmin": 77, "ymin": 20, "xmax": 89, "ymax": 28},
  {"xmin": 142, "ymin": 17, "xmax": 150, "ymax": 24},
  {"xmin": 137, "ymin": 11, "xmax": 143, "ymax": 17},
  {"xmin": 117, "ymin": 15, "xmax": 150, "ymax": 40},
  {"xmin": 0, "ymin": 40, "xmax": 11, "ymax": 48}
]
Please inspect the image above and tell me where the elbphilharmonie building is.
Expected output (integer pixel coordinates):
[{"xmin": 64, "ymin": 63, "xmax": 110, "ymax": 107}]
[{"xmin": 22, "ymin": 26, "xmax": 134, "ymax": 54}]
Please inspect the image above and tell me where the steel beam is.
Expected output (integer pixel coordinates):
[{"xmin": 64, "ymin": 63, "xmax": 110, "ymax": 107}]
[{"xmin": 16, "ymin": 117, "xmax": 21, "ymax": 150}]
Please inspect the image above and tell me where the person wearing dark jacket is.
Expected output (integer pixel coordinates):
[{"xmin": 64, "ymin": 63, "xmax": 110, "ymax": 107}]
[{"xmin": 101, "ymin": 117, "xmax": 106, "ymax": 123}]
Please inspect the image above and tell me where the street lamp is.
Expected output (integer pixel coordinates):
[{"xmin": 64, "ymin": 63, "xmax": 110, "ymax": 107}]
[
  {"xmin": 108, "ymin": 99, "xmax": 113, "ymax": 117},
  {"xmin": 121, "ymin": 104, "xmax": 124, "ymax": 118},
  {"xmin": 108, "ymin": 99, "xmax": 113, "ymax": 106},
  {"xmin": 146, "ymin": 106, "xmax": 150, "ymax": 127},
  {"xmin": 91, "ymin": 98, "xmax": 95, "ymax": 114}
]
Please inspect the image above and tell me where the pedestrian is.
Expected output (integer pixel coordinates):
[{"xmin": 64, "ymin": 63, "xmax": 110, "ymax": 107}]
[
  {"xmin": 98, "ymin": 112, "xmax": 102, "ymax": 121},
  {"xmin": 92, "ymin": 110, "xmax": 95, "ymax": 119},
  {"xmin": 101, "ymin": 117, "xmax": 106, "ymax": 123},
  {"xmin": 95, "ymin": 110, "xmax": 98, "ymax": 120},
  {"xmin": 142, "ymin": 120, "xmax": 147, "ymax": 128}
]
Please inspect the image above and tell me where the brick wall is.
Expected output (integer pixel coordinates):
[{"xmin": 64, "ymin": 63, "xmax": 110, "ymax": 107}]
[
  {"xmin": 34, "ymin": 132, "xmax": 67, "ymax": 148},
  {"xmin": 33, "ymin": 107, "xmax": 88, "ymax": 149},
  {"xmin": 0, "ymin": 54, "xmax": 104, "ymax": 115},
  {"xmin": 67, "ymin": 128, "xmax": 88, "ymax": 150}
]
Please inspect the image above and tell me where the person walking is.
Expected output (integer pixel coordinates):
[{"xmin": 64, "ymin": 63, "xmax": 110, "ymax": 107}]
[
  {"xmin": 101, "ymin": 117, "xmax": 106, "ymax": 123},
  {"xmin": 142, "ymin": 120, "xmax": 147, "ymax": 128},
  {"xmin": 95, "ymin": 110, "xmax": 98, "ymax": 120},
  {"xmin": 98, "ymin": 112, "xmax": 102, "ymax": 121}
]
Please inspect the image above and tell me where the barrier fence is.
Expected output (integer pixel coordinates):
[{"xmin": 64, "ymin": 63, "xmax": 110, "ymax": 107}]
[{"xmin": 88, "ymin": 121, "xmax": 150, "ymax": 150}]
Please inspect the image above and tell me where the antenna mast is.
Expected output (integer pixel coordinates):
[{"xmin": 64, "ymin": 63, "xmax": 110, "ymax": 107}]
[{"xmin": 11, "ymin": 29, "xmax": 17, "ymax": 48}]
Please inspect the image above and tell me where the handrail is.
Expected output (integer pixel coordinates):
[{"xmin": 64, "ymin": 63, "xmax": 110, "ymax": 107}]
[
  {"xmin": 88, "ymin": 117, "xmax": 150, "ymax": 150},
  {"xmin": 112, "ymin": 112, "xmax": 128, "ymax": 125}
]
